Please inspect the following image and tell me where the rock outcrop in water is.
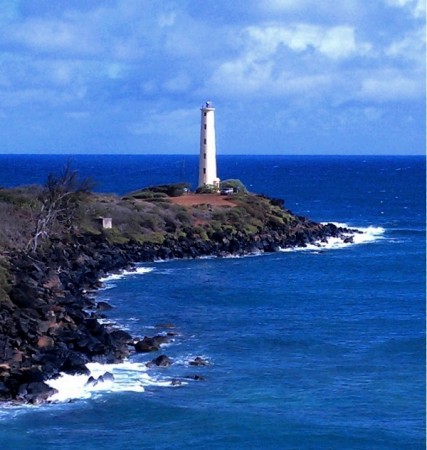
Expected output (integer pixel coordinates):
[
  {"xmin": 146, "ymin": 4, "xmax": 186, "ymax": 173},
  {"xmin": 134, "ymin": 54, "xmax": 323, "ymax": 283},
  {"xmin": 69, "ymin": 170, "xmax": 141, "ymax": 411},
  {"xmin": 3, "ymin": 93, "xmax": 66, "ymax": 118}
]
[{"xmin": 0, "ymin": 184, "xmax": 355, "ymax": 404}]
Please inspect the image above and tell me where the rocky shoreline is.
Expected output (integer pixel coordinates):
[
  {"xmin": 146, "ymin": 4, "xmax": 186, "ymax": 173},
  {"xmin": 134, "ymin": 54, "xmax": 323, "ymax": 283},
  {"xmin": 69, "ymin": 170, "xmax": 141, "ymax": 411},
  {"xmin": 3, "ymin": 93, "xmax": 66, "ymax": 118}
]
[{"xmin": 0, "ymin": 217, "xmax": 355, "ymax": 404}]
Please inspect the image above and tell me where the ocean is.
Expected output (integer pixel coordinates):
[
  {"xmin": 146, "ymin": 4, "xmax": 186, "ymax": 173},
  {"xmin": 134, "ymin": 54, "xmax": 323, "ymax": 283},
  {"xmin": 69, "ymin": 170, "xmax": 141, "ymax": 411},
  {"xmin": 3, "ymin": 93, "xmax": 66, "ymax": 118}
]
[{"xmin": 0, "ymin": 155, "xmax": 425, "ymax": 449}]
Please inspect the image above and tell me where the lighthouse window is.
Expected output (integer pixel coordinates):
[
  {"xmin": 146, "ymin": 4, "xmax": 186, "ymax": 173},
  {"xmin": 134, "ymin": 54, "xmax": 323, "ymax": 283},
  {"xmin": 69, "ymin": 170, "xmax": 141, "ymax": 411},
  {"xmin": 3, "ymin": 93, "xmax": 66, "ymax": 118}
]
[
  {"xmin": 204, "ymin": 112, "xmax": 206, "ymax": 116},
  {"xmin": 203, "ymin": 168, "xmax": 206, "ymax": 174},
  {"xmin": 204, "ymin": 124, "xmax": 206, "ymax": 130},
  {"xmin": 204, "ymin": 139, "xmax": 206, "ymax": 144},
  {"xmin": 204, "ymin": 153, "xmax": 206, "ymax": 159}
]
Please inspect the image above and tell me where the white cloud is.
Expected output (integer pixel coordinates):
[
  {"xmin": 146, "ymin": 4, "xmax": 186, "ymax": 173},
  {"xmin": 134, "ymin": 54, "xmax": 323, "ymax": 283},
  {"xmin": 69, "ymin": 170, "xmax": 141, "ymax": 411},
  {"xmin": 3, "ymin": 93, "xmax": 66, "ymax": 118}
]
[
  {"xmin": 244, "ymin": 23, "xmax": 370, "ymax": 60},
  {"xmin": 385, "ymin": 28, "xmax": 426, "ymax": 66},
  {"xmin": 359, "ymin": 71, "xmax": 424, "ymax": 101},
  {"xmin": 0, "ymin": 0, "xmax": 424, "ymax": 154},
  {"xmin": 318, "ymin": 26, "xmax": 359, "ymax": 59},
  {"xmin": 4, "ymin": 4, "xmax": 149, "ymax": 61},
  {"xmin": 210, "ymin": 58, "xmax": 273, "ymax": 95},
  {"xmin": 208, "ymin": 23, "xmax": 371, "ymax": 99},
  {"xmin": 384, "ymin": 0, "xmax": 426, "ymax": 18},
  {"xmin": 258, "ymin": 0, "xmax": 364, "ymax": 20},
  {"xmin": 210, "ymin": 57, "xmax": 336, "ymax": 100}
]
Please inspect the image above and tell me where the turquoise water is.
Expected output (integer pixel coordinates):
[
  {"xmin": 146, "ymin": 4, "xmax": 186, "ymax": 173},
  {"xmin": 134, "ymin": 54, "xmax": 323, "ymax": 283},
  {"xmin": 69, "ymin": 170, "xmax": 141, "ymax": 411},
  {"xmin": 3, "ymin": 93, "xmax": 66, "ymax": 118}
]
[{"xmin": 0, "ymin": 155, "xmax": 425, "ymax": 449}]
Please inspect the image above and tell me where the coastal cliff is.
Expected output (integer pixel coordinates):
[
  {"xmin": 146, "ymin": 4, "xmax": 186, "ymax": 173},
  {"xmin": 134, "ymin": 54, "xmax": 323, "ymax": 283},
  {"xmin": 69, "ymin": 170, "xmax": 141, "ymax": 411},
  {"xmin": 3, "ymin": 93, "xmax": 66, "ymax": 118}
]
[{"xmin": 0, "ymin": 181, "xmax": 354, "ymax": 403}]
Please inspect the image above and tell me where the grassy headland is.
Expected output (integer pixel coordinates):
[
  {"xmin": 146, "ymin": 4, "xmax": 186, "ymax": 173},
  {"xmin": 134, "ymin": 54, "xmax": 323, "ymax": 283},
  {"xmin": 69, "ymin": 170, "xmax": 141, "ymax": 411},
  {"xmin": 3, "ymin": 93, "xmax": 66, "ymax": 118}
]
[{"xmin": 0, "ymin": 175, "xmax": 353, "ymax": 403}]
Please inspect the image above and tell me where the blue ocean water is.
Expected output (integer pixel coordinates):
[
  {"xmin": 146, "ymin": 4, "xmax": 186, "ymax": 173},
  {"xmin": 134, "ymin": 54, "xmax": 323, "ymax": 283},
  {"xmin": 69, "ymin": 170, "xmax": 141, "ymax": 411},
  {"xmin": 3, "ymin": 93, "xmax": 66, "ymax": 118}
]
[{"xmin": 0, "ymin": 155, "xmax": 425, "ymax": 449}]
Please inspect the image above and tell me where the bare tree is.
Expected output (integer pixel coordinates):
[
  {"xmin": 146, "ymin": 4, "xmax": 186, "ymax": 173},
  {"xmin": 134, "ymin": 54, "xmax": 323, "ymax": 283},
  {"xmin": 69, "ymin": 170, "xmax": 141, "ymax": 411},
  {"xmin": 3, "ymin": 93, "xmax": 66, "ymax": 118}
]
[{"xmin": 27, "ymin": 162, "xmax": 93, "ymax": 251}]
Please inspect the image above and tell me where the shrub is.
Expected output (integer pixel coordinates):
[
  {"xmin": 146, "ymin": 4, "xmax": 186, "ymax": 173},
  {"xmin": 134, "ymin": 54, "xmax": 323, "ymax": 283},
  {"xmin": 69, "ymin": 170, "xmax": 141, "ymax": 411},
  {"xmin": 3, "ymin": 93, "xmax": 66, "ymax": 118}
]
[
  {"xmin": 125, "ymin": 191, "xmax": 169, "ymax": 202},
  {"xmin": 137, "ymin": 232, "xmax": 165, "ymax": 244},
  {"xmin": 130, "ymin": 183, "xmax": 190, "ymax": 198},
  {"xmin": 103, "ymin": 228, "xmax": 129, "ymax": 244},
  {"xmin": 195, "ymin": 185, "xmax": 216, "ymax": 194},
  {"xmin": 140, "ymin": 214, "xmax": 160, "ymax": 231},
  {"xmin": 194, "ymin": 226, "xmax": 209, "ymax": 241},
  {"xmin": 0, "ymin": 260, "xmax": 11, "ymax": 294},
  {"xmin": 175, "ymin": 209, "xmax": 192, "ymax": 225},
  {"xmin": 0, "ymin": 187, "xmax": 39, "ymax": 207},
  {"xmin": 220, "ymin": 179, "xmax": 248, "ymax": 193}
]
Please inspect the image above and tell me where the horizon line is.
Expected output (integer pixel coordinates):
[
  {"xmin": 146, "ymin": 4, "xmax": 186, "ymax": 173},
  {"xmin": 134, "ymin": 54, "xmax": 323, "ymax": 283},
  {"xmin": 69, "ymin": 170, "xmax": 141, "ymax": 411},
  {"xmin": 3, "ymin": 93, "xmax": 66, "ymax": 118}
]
[{"xmin": 0, "ymin": 153, "xmax": 425, "ymax": 157}]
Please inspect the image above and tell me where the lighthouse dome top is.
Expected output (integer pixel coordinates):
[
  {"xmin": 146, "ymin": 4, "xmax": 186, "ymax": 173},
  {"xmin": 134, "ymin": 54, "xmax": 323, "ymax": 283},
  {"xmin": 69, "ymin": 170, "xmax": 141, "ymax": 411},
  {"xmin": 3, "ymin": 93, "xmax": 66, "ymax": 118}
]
[{"xmin": 201, "ymin": 100, "xmax": 215, "ymax": 110}]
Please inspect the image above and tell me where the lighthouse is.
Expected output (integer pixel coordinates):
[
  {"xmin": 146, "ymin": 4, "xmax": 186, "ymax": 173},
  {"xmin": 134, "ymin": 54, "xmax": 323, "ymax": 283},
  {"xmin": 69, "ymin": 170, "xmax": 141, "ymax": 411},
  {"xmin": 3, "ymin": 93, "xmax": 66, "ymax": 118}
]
[{"xmin": 198, "ymin": 101, "xmax": 220, "ymax": 190}]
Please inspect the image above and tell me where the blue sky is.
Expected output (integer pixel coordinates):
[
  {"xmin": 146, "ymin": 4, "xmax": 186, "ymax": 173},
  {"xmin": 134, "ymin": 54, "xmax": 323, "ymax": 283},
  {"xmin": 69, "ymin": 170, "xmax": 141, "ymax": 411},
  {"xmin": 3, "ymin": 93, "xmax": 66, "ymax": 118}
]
[{"xmin": 0, "ymin": 0, "xmax": 425, "ymax": 155}]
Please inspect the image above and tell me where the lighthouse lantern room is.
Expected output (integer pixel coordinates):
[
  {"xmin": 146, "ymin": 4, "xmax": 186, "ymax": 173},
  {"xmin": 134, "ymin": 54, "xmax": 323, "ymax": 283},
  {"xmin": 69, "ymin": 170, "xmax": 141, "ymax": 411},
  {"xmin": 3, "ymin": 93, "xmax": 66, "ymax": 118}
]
[{"xmin": 198, "ymin": 101, "xmax": 220, "ymax": 190}]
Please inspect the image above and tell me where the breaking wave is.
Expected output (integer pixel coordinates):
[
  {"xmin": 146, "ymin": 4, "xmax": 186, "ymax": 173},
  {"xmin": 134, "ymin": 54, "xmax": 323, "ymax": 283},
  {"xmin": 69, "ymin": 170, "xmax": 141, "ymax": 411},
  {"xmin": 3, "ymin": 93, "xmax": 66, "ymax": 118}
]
[
  {"xmin": 99, "ymin": 267, "xmax": 154, "ymax": 287},
  {"xmin": 279, "ymin": 223, "xmax": 385, "ymax": 252},
  {"xmin": 46, "ymin": 361, "xmax": 183, "ymax": 403}
]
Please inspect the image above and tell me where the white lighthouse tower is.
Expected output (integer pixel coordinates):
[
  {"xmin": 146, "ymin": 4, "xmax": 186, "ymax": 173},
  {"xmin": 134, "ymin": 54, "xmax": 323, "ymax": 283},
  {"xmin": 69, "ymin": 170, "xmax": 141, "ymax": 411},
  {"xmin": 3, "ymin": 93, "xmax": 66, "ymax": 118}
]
[{"xmin": 198, "ymin": 101, "xmax": 220, "ymax": 190}]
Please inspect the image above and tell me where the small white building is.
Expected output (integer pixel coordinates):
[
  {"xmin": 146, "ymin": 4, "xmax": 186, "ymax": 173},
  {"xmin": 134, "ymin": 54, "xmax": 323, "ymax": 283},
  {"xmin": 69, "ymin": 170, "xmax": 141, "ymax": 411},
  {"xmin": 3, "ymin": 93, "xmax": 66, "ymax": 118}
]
[
  {"xmin": 198, "ymin": 101, "xmax": 220, "ymax": 190},
  {"xmin": 96, "ymin": 217, "xmax": 112, "ymax": 229}
]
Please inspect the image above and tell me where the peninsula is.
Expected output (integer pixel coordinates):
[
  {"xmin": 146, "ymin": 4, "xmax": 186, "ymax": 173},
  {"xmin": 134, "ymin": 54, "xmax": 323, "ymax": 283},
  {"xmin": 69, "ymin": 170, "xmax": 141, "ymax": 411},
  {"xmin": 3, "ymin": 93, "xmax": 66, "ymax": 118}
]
[{"xmin": 0, "ymin": 171, "xmax": 355, "ymax": 404}]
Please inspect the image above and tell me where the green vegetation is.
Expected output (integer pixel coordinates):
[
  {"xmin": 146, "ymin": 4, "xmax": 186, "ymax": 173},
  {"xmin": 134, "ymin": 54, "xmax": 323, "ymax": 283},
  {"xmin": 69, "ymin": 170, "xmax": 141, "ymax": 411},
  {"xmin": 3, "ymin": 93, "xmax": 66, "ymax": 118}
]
[
  {"xmin": 220, "ymin": 179, "xmax": 248, "ymax": 193},
  {"xmin": 0, "ymin": 186, "xmax": 292, "ymax": 253},
  {"xmin": 0, "ymin": 259, "xmax": 11, "ymax": 304},
  {"xmin": 0, "ymin": 186, "xmax": 41, "ymax": 208},
  {"xmin": 195, "ymin": 184, "xmax": 217, "ymax": 194},
  {"xmin": 0, "ymin": 185, "xmax": 293, "ymax": 250},
  {"xmin": 129, "ymin": 183, "xmax": 190, "ymax": 198},
  {"xmin": 196, "ymin": 178, "xmax": 247, "ymax": 194}
]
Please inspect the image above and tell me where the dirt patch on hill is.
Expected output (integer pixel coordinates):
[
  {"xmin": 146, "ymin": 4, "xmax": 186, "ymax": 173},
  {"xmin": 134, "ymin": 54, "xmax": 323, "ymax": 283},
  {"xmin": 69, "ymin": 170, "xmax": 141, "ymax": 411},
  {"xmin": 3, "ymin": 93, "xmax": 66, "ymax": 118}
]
[{"xmin": 169, "ymin": 193, "xmax": 237, "ymax": 208}]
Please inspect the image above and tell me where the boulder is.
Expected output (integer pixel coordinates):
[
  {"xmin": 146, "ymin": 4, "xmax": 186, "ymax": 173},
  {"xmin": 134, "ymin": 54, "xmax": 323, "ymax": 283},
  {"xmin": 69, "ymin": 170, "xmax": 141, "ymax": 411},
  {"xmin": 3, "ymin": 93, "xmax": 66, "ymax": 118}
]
[
  {"xmin": 97, "ymin": 301, "xmax": 113, "ymax": 311},
  {"xmin": 134, "ymin": 337, "xmax": 160, "ymax": 353},
  {"xmin": 61, "ymin": 352, "xmax": 90, "ymax": 375},
  {"xmin": 185, "ymin": 374, "xmax": 205, "ymax": 381},
  {"xmin": 18, "ymin": 381, "xmax": 57, "ymax": 404},
  {"xmin": 108, "ymin": 329, "xmax": 132, "ymax": 345},
  {"xmin": 85, "ymin": 375, "xmax": 97, "ymax": 386},
  {"xmin": 42, "ymin": 271, "xmax": 63, "ymax": 291},
  {"xmin": 37, "ymin": 336, "xmax": 55, "ymax": 350},
  {"xmin": 86, "ymin": 371, "xmax": 115, "ymax": 386},
  {"xmin": 20, "ymin": 366, "xmax": 44, "ymax": 383},
  {"xmin": 0, "ymin": 381, "xmax": 9, "ymax": 396},
  {"xmin": 152, "ymin": 335, "xmax": 170, "ymax": 346},
  {"xmin": 146, "ymin": 354, "xmax": 172, "ymax": 368},
  {"xmin": 99, "ymin": 371, "xmax": 114, "ymax": 382},
  {"xmin": 189, "ymin": 356, "xmax": 208, "ymax": 366}
]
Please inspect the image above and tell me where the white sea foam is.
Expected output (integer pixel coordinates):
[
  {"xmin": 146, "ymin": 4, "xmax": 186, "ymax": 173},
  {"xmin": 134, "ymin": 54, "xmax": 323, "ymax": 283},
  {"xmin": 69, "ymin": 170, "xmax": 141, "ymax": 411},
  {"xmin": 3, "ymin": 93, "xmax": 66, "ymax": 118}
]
[
  {"xmin": 350, "ymin": 225, "xmax": 385, "ymax": 244},
  {"xmin": 97, "ymin": 317, "xmax": 117, "ymax": 326},
  {"xmin": 279, "ymin": 223, "xmax": 385, "ymax": 252},
  {"xmin": 99, "ymin": 266, "xmax": 154, "ymax": 284},
  {"xmin": 46, "ymin": 360, "xmax": 182, "ymax": 403}
]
